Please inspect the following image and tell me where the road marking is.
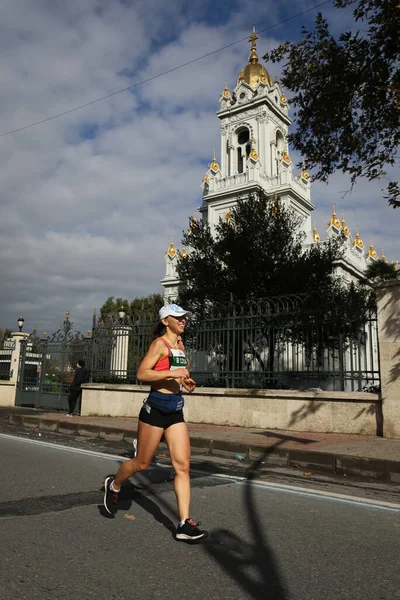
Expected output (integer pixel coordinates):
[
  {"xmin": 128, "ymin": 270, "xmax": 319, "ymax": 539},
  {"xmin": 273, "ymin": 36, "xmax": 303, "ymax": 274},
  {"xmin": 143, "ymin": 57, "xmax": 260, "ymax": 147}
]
[{"xmin": 1, "ymin": 432, "xmax": 399, "ymax": 512}]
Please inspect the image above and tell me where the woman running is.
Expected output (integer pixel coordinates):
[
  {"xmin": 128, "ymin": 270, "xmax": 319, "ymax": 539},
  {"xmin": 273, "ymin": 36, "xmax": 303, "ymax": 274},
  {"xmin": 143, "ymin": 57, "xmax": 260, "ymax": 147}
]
[{"xmin": 103, "ymin": 303, "xmax": 208, "ymax": 543}]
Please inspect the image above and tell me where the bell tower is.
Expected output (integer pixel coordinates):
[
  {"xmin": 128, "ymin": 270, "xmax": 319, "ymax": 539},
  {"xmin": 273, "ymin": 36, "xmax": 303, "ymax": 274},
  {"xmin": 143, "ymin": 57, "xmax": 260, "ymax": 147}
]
[{"xmin": 199, "ymin": 27, "xmax": 315, "ymax": 241}]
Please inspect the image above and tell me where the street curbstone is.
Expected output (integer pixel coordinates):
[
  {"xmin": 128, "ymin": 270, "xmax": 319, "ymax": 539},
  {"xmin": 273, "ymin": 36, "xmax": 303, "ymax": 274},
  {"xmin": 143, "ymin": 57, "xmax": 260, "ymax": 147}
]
[
  {"xmin": 99, "ymin": 427, "xmax": 125, "ymax": 442},
  {"xmin": 189, "ymin": 437, "xmax": 212, "ymax": 453},
  {"xmin": 336, "ymin": 456, "xmax": 388, "ymax": 482},
  {"xmin": 387, "ymin": 461, "xmax": 400, "ymax": 484},
  {"xmin": 21, "ymin": 417, "xmax": 40, "ymax": 430},
  {"xmin": 76, "ymin": 424, "xmax": 101, "ymax": 438},
  {"xmin": 249, "ymin": 445, "xmax": 289, "ymax": 467},
  {"xmin": 210, "ymin": 439, "xmax": 249, "ymax": 459},
  {"xmin": 38, "ymin": 419, "xmax": 59, "ymax": 432},
  {"xmin": 58, "ymin": 421, "xmax": 79, "ymax": 434},
  {"xmin": 288, "ymin": 450, "xmax": 336, "ymax": 473}
]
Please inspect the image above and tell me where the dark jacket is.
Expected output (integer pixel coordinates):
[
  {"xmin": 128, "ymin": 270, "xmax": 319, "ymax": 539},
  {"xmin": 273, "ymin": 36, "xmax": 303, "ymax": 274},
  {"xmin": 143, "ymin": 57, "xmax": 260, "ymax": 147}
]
[{"xmin": 70, "ymin": 367, "xmax": 89, "ymax": 392}]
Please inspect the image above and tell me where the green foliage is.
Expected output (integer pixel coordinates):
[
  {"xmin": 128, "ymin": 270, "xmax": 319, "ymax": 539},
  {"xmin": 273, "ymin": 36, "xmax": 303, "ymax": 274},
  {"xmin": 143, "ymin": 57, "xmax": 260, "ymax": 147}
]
[
  {"xmin": 177, "ymin": 192, "xmax": 364, "ymax": 314},
  {"xmin": 100, "ymin": 294, "xmax": 163, "ymax": 320},
  {"xmin": 364, "ymin": 258, "xmax": 400, "ymax": 281},
  {"xmin": 264, "ymin": 0, "xmax": 400, "ymax": 207}
]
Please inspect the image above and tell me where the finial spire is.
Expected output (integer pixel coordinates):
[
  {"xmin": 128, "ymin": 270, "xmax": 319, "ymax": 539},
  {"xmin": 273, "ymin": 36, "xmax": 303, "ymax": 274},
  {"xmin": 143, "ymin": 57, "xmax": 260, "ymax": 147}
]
[{"xmin": 248, "ymin": 26, "xmax": 259, "ymax": 64}]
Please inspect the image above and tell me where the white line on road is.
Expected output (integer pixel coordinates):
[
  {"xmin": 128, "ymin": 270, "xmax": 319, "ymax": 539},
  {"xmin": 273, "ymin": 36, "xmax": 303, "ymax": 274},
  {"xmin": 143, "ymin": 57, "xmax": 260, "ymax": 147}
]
[{"xmin": 1, "ymin": 432, "xmax": 399, "ymax": 512}]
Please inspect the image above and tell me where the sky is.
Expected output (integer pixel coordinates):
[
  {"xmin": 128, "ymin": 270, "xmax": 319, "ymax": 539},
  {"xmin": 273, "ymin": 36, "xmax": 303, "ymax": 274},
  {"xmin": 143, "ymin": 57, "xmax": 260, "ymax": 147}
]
[{"xmin": 0, "ymin": 0, "xmax": 398, "ymax": 336}]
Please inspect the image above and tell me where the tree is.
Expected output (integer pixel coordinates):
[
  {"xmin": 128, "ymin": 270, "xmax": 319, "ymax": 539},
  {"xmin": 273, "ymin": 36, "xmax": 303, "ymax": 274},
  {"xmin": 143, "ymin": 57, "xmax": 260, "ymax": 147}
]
[
  {"xmin": 176, "ymin": 193, "xmax": 371, "ymax": 388},
  {"xmin": 365, "ymin": 258, "xmax": 400, "ymax": 282},
  {"xmin": 177, "ymin": 192, "xmax": 363, "ymax": 314},
  {"xmin": 264, "ymin": 0, "xmax": 400, "ymax": 207},
  {"xmin": 100, "ymin": 294, "xmax": 163, "ymax": 320}
]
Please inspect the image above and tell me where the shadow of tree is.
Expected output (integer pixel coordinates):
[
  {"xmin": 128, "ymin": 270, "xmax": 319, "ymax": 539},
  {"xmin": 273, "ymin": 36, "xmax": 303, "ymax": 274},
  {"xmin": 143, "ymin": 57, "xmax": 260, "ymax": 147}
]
[
  {"xmin": 389, "ymin": 347, "xmax": 400, "ymax": 385},
  {"xmin": 376, "ymin": 282, "xmax": 400, "ymax": 385},
  {"xmin": 202, "ymin": 398, "xmax": 326, "ymax": 598},
  {"xmin": 287, "ymin": 399, "xmax": 324, "ymax": 428}
]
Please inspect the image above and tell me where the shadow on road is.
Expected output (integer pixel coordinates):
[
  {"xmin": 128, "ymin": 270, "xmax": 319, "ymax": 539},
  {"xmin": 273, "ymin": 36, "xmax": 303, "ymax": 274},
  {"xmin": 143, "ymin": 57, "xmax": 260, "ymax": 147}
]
[{"xmin": 202, "ymin": 401, "xmax": 324, "ymax": 599}]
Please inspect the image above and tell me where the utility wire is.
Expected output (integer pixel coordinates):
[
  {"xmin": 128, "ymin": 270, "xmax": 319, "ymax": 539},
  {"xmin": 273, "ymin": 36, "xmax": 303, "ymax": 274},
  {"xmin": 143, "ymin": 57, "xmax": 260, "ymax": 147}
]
[{"xmin": 0, "ymin": 0, "xmax": 332, "ymax": 138}]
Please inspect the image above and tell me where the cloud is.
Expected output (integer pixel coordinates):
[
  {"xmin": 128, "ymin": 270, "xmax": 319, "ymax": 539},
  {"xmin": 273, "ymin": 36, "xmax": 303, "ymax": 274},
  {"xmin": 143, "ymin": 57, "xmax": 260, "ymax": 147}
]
[{"xmin": 0, "ymin": 0, "xmax": 397, "ymax": 336}]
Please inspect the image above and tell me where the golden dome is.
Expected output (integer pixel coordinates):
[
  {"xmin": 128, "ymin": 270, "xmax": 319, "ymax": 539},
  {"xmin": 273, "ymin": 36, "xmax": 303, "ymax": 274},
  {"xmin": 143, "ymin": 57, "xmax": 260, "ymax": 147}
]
[
  {"xmin": 209, "ymin": 149, "xmax": 220, "ymax": 172},
  {"xmin": 237, "ymin": 29, "xmax": 272, "ymax": 89},
  {"xmin": 341, "ymin": 211, "xmax": 350, "ymax": 236},
  {"xmin": 367, "ymin": 239, "xmax": 378, "ymax": 259},
  {"xmin": 352, "ymin": 227, "xmax": 364, "ymax": 249},
  {"xmin": 167, "ymin": 237, "xmax": 176, "ymax": 258},
  {"xmin": 180, "ymin": 248, "xmax": 188, "ymax": 259},
  {"xmin": 280, "ymin": 88, "xmax": 287, "ymax": 104},
  {"xmin": 203, "ymin": 172, "xmax": 209, "ymax": 184},
  {"xmin": 313, "ymin": 223, "xmax": 320, "ymax": 243},
  {"xmin": 381, "ymin": 250, "xmax": 388, "ymax": 264},
  {"xmin": 328, "ymin": 204, "xmax": 341, "ymax": 229}
]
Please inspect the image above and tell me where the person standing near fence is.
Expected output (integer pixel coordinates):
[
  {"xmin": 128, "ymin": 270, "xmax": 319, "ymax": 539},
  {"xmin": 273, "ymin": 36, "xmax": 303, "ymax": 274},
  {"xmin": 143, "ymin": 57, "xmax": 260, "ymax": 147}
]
[
  {"xmin": 103, "ymin": 304, "xmax": 208, "ymax": 543},
  {"xmin": 66, "ymin": 359, "xmax": 89, "ymax": 416}
]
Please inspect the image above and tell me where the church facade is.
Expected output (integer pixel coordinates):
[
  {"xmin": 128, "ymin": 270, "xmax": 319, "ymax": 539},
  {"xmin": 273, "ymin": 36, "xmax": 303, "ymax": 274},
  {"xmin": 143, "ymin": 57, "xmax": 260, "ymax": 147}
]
[{"xmin": 161, "ymin": 30, "xmax": 385, "ymax": 302}]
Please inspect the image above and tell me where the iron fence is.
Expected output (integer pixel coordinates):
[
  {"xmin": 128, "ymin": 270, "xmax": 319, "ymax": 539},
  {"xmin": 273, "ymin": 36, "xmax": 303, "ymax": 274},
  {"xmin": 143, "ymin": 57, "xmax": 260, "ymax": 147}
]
[
  {"xmin": 0, "ymin": 339, "xmax": 15, "ymax": 380},
  {"xmin": 90, "ymin": 295, "xmax": 380, "ymax": 392}
]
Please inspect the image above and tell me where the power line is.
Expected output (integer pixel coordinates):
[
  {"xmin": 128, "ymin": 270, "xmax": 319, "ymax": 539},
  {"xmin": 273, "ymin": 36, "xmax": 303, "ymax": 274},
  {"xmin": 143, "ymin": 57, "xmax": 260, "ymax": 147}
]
[{"xmin": 0, "ymin": 1, "xmax": 332, "ymax": 138}]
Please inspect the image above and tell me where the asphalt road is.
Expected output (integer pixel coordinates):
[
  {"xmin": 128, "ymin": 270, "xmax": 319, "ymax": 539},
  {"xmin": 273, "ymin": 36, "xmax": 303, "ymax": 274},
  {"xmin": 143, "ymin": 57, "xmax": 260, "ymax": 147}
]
[{"xmin": 0, "ymin": 433, "xmax": 399, "ymax": 600}]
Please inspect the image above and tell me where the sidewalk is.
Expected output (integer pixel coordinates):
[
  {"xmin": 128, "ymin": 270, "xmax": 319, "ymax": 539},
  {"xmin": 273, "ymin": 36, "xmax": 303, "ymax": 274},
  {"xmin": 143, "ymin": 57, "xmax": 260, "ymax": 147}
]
[{"xmin": 7, "ymin": 410, "xmax": 400, "ymax": 484}]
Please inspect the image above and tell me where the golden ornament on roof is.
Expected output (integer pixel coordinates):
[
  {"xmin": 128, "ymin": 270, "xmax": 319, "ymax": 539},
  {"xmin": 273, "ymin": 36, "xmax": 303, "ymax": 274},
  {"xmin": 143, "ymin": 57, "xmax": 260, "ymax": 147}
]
[
  {"xmin": 341, "ymin": 211, "xmax": 350, "ymax": 236},
  {"xmin": 352, "ymin": 227, "xmax": 364, "ymax": 249},
  {"xmin": 300, "ymin": 166, "xmax": 310, "ymax": 180},
  {"xmin": 225, "ymin": 210, "xmax": 232, "ymax": 223},
  {"xmin": 328, "ymin": 204, "xmax": 341, "ymax": 229},
  {"xmin": 367, "ymin": 239, "xmax": 378, "ymax": 259},
  {"xmin": 167, "ymin": 238, "xmax": 176, "ymax": 258},
  {"xmin": 313, "ymin": 223, "xmax": 320, "ymax": 243},
  {"xmin": 280, "ymin": 88, "xmax": 287, "ymax": 104},
  {"xmin": 249, "ymin": 137, "xmax": 259, "ymax": 160},
  {"xmin": 381, "ymin": 250, "xmax": 388, "ymax": 264},
  {"xmin": 280, "ymin": 149, "xmax": 291, "ymax": 164},
  {"xmin": 237, "ymin": 28, "xmax": 272, "ymax": 89},
  {"xmin": 222, "ymin": 83, "xmax": 231, "ymax": 98},
  {"xmin": 180, "ymin": 248, "xmax": 188, "ymax": 259},
  {"xmin": 209, "ymin": 149, "xmax": 220, "ymax": 172}
]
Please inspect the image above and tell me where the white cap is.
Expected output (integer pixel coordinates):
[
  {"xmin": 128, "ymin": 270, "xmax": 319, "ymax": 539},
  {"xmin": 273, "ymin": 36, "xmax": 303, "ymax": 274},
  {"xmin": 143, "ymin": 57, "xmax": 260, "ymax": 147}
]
[{"xmin": 159, "ymin": 303, "xmax": 191, "ymax": 320}]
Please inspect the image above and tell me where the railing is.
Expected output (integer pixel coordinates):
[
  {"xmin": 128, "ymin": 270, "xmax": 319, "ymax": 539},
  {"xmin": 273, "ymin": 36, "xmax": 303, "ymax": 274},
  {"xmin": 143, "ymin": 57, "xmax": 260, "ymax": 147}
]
[
  {"xmin": 89, "ymin": 296, "xmax": 380, "ymax": 392},
  {"xmin": 0, "ymin": 340, "xmax": 15, "ymax": 380}
]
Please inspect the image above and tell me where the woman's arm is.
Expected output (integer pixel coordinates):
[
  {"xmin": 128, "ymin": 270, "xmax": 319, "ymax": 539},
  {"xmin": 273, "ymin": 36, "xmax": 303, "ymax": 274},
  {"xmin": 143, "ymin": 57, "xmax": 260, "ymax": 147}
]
[{"xmin": 137, "ymin": 339, "xmax": 190, "ymax": 383}]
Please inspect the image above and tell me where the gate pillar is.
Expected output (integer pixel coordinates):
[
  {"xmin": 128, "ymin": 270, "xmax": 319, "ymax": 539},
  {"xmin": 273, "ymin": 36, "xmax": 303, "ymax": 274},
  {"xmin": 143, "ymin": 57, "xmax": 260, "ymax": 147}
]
[
  {"xmin": 375, "ymin": 280, "xmax": 400, "ymax": 438},
  {"xmin": 10, "ymin": 331, "xmax": 29, "ymax": 384}
]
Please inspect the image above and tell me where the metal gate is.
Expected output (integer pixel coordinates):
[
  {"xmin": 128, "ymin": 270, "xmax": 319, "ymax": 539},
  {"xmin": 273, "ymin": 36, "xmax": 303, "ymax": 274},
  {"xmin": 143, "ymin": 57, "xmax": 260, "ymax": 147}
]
[{"xmin": 15, "ymin": 313, "xmax": 92, "ymax": 410}]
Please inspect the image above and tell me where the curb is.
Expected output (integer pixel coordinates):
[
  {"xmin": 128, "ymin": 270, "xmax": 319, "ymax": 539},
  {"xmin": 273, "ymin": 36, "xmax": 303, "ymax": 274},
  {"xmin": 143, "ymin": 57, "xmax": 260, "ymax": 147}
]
[{"xmin": 8, "ymin": 415, "xmax": 400, "ymax": 485}]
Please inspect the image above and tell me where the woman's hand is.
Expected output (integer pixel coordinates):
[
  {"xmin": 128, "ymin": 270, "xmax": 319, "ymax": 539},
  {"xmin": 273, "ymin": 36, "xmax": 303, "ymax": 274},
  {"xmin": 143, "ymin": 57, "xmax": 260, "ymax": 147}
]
[
  {"xmin": 169, "ymin": 367, "xmax": 190, "ymax": 380},
  {"xmin": 182, "ymin": 376, "xmax": 196, "ymax": 393}
]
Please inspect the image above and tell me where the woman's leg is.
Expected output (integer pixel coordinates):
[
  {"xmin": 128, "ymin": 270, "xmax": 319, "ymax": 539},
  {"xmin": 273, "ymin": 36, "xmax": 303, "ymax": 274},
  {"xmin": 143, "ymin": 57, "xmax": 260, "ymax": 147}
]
[
  {"xmin": 164, "ymin": 422, "xmax": 191, "ymax": 522},
  {"xmin": 113, "ymin": 420, "xmax": 164, "ymax": 489}
]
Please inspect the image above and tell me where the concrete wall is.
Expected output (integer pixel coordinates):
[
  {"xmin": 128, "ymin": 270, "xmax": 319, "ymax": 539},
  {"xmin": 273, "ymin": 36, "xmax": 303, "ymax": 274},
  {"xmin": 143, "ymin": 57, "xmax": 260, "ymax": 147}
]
[
  {"xmin": 0, "ymin": 381, "xmax": 17, "ymax": 406},
  {"xmin": 375, "ymin": 280, "xmax": 400, "ymax": 439},
  {"xmin": 81, "ymin": 384, "xmax": 380, "ymax": 435}
]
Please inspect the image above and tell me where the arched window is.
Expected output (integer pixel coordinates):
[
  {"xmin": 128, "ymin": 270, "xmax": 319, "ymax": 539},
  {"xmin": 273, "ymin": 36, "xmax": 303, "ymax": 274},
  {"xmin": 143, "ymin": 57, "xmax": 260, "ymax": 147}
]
[
  {"xmin": 236, "ymin": 127, "xmax": 250, "ymax": 173},
  {"xmin": 237, "ymin": 147, "xmax": 243, "ymax": 173}
]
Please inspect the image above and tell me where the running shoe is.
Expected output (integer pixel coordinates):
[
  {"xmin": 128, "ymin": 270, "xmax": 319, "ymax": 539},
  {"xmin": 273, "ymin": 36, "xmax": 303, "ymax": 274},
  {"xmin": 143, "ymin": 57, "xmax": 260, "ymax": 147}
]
[
  {"xmin": 103, "ymin": 476, "xmax": 119, "ymax": 515},
  {"xmin": 175, "ymin": 518, "xmax": 208, "ymax": 543}
]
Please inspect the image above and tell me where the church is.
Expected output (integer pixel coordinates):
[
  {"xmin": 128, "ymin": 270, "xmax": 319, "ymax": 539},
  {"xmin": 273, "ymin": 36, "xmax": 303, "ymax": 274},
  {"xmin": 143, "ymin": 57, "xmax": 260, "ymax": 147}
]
[{"xmin": 161, "ymin": 30, "xmax": 385, "ymax": 302}]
